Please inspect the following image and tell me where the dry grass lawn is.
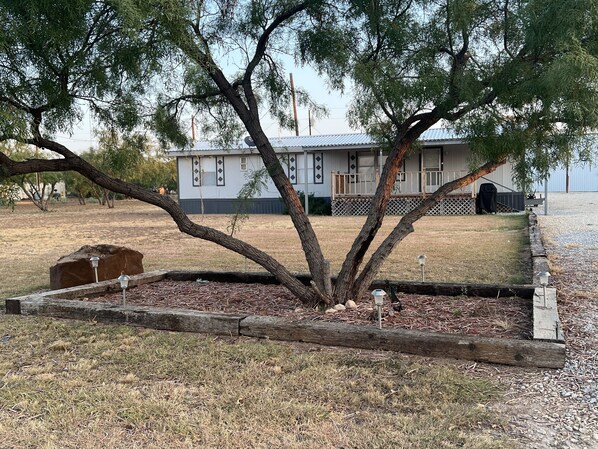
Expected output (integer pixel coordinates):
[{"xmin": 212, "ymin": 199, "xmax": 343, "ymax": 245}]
[
  {"xmin": 0, "ymin": 200, "xmax": 528, "ymax": 448},
  {"xmin": 0, "ymin": 199, "xmax": 529, "ymax": 300},
  {"xmin": 0, "ymin": 316, "xmax": 516, "ymax": 449}
]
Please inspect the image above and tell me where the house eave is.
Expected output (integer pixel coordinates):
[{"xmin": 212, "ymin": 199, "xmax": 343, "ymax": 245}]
[{"xmin": 168, "ymin": 137, "xmax": 464, "ymax": 157}]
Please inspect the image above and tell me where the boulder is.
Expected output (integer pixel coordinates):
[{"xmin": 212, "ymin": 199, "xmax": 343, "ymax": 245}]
[{"xmin": 50, "ymin": 244, "xmax": 144, "ymax": 290}]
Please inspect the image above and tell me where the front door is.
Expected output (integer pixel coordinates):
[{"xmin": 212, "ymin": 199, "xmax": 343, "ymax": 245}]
[
  {"xmin": 422, "ymin": 148, "xmax": 442, "ymax": 193},
  {"xmin": 357, "ymin": 152, "xmax": 376, "ymax": 194}
]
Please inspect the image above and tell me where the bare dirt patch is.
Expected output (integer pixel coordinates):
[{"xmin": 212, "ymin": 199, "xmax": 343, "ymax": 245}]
[{"xmin": 87, "ymin": 280, "xmax": 532, "ymax": 340}]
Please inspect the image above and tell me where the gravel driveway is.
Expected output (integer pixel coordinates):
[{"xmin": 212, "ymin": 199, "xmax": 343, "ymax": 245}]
[{"xmin": 495, "ymin": 193, "xmax": 598, "ymax": 449}]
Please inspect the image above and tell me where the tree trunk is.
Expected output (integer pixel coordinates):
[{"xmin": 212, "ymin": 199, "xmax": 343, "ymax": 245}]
[
  {"xmin": 170, "ymin": 14, "xmax": 333, "ymax": 301},
  {"xmin": 242, "ymin": 121, "xmax": 332, "ymax": 296},
  {"xmin": 107, "ymin": 191, "xmax": 115, "ymax": 208},
  {"xmin": 20, "ymin": 178, "xmax": 47, "ymax": 212},
  {"xmin": 348, "ymin": 160, "xmax": 506, "ymax": 301},
  {"xmin": 203, "ymin": 65, "xmax": 332, "ymax": 301},
  {"xmin": 333, "ymin": 120, "xmax": 439, "ymax": 304}
]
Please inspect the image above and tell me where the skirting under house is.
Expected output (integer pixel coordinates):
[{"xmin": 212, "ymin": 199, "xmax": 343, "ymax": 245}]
[{"xmin": 332, "ymin": 195, "xmax": 476, "ymax": 216}]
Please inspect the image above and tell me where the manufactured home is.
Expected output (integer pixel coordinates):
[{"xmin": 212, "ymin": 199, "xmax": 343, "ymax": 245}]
[{"xmin": 168, "ymin": 129, "xmax": 524, "ymax": 215}]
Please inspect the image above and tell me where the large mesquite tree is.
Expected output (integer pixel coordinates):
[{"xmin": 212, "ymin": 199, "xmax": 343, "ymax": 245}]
[
  {"xmin": 1, "ymin": 0, "xmax": 597, "ymax": 305},
  {"xmin": 297, "ymin": 0, "xmax": 598, "ymax": 302}
]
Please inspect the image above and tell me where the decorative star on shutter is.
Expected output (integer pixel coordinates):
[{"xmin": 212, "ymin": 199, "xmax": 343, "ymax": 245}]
[
  {"xmin": 313, "ymin": 152, "xmax": 324, "ymax": 184},
  {"xmin": 192, "ymin": 157, "xmax": 201, "ymax": 186},
  {"xmin": 348, "ymin": 152, "xmax": 357, "ymax": 181},
  {"xmin": 216, "ymin": 156, "xmax": 225, "ymax": 186},
  {"xmin": 288, "ymin": 154, "xmax": 297, "ymax": 184}
]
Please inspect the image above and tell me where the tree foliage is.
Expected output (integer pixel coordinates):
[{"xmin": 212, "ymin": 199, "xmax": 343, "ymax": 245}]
[
  {"xmin": 297, "ymin": 0, "xmax": 598, "ymax": 301},
  {"xmin": 0, "ymin": 182, "xmax": 21, "ymax": 210},
  {"xmin": 63, "ymin": 134, "xmax": 176, "ymax": 206},
  {"xmin": 1, "ymin": 0, "xmax": 597, "ymax": 305},
  {"xmin": 131, "ymin": 157, "xmax": 177, "ymax": 192}
]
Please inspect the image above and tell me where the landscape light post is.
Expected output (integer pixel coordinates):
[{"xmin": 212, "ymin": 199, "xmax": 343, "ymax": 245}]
[
  {"xmin": 539, "ymin": 271, "xmax": 551, "ymax": 308},
  {"xmin": 417, "ymin": 254, "xmax": 427, "ymax": 282},
  {"xmin": 371, "ymin": 289, "xmax": 386, "ymax": 330},
  {"xmin": 89, "ymin": 256, "xmax": 100, "ymax": 283},
  {"xmin": 118, "ymin": 274, "xmax": 130, "ymax": 307}
]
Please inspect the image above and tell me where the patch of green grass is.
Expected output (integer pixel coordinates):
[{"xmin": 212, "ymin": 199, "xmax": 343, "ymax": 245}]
[
  {"xmin": 0, "ymin": 315, "xmax": 517, "ymax": 449},
  {"xmin": 508, "ymin": 274, "xmax": 528, "ymax": 284}
]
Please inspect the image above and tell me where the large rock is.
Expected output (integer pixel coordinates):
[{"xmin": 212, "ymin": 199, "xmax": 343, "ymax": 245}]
[{"xmin": 50, "ymin": 244, "xmax": 144, "ymax": 290}]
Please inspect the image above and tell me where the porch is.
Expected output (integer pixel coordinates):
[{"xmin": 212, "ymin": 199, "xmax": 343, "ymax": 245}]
[
  {"xmin": 329, "ymin": 171, "xmax": 523, "ymax": 216},
  {"xmin": 331, "ymin": 171, "xmax": 476, "ymax": 198}
]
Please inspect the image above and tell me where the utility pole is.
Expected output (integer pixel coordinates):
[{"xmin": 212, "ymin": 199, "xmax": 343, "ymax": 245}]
[
  {"xmin": 290, "ymin": 73, "xmax": 299, "ymax": 136},
  {"xmin": 308, "ymin": 110, "xmax": 312, "ymax": 136},
  {"xmin": 290, "ymin": 73, "xmax": 307, "ymax": 214}
]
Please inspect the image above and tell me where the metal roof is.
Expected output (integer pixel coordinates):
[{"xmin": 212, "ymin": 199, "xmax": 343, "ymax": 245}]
[{"xmin": 168, "ymin": 127, "xmax": 462, "ymax": 155}]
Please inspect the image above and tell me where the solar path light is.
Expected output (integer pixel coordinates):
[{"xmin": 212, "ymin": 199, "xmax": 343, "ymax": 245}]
[
  {"xmin": 89, "ymin": 256, "xmax": 100, "ymax": 283},
  {"xmin": 539, "ymin": 271, "xmax": 550, "ymax": 308},
  {"xmin": 371, "ymin": 289, "xmax": 387, "ymax": 330},
  {"xmin": 117, "ymin": 273, "xmax": 130, "ymax": 307},
  {"xmin": 417, "ymin": 254, "xmax": 427, "ymax": 282}
]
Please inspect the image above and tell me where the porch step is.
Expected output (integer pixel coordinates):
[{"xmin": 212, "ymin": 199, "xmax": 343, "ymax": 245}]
[{"xmin": 496, "ymin": 201, "xmax": 523, "ymax": 213}]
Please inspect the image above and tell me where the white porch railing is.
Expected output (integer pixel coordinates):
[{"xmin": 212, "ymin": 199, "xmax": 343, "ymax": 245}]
[{"xmin": 331, "ymin": 171, "xmax": 476, "ymax": 199}]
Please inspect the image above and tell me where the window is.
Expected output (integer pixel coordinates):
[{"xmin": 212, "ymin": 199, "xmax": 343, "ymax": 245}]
[
  {"xmin": 192, "ymin": 156, "xmax": 225, "ymax": 186},
  {"xmin": 240, "ymin": 156, "xmax": 248, "ymax": 172}
]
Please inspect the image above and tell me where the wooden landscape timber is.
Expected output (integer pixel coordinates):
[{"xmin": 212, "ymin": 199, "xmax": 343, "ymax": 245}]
[
  {"xmin": 6, "ymin": 270, "xmax": 565, "ymax": 368},
  {"xmin": 167, "ymin": 270, "xmax": 536, "ymax": 299},
  {"xmin": 529, "ymin": 213, "xmax": 551, "ymax": 283},
  {"xmin": 533, "ymin": 287, "xmax": 565, "ymax": 342},
  {"xmin": 240, "ymin": 316, "xmax": 565, "ymax": 369},
  {"xmin": 5, "ymin": 270, "xmax": 168, "ymax": 313},
  {"xmin": 7, "ymin": 295, "xmax": 244, "ymax": 336}
]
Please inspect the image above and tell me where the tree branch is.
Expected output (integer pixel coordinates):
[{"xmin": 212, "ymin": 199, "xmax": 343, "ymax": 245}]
[
  {"xmin": 0, "ymin": 154, "xmax": 74, "ymax": 175},
  {"xmin": 243, "ymin": 1, "xmax": 309, "ymax": 85},
  {"xmin": 0, "ymin": 95, "xmax": 34, "ymax": 115},
  {"xmin": 334, "ymin": 113, "xmax": 441, "ymax": 302},
  {"xmin": 0, "ymin": 139, "xmax": 325, "ymax": 305},
  {"xmin": 352, "ymin": 157, "xmax": 508, "ymax": 296}
]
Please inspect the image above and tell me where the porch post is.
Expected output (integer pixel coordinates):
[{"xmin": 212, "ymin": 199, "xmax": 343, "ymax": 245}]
[
  {"xmin": 304, "ymin": 148, "xmax": 309, "ymax": 215},
  {"xmin": 544, "ymin": 175, "xmax": 548, "ymax": 215},
  {"xmin": 377, "ymin": 148, "xmax": 382, "ymax": 190},
  {"xmin": 331, "ymin": 171, "xmax": 335, "ymax": 201}
]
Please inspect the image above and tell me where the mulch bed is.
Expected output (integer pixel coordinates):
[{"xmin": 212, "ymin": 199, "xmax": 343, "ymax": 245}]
[{"xmin": 84, "ymin": 280, "xmax": 533, "ymax": 340}]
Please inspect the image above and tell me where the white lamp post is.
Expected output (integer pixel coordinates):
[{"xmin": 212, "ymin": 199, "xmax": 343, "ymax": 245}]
[
  {"xmin": 89, "ymin": 256, "xmax": 100, "ymax": 283},
  {"xmin": 417, "ymin": 254, "xmax": 427, "ymax": 282},
  {"xmin": 117, "ymin": 273, "xmax": 130, "ymax": 307},
  {"xmin": 539, "ymin": 271, "xmax": 550, "ymax": 307},
  {"xmin": 371, "ymin": 289, "xmax": 386, "ymax": 329}
]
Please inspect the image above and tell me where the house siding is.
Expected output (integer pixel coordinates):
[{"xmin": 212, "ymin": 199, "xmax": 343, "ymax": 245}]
[
  {"xmin": 175, "ymin": 138, "xmax": 521, "ymax": 214},
  {"xmin": 534, "ymin": 163, "xmax": 598, "ymax": 192},
  {"xmin": 179, "ymin": 152, "xmax": 345, "ymax": 202},
  {"xmin": 179, "ymin": 198, "xmax": 300, "ymax": 214}
]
